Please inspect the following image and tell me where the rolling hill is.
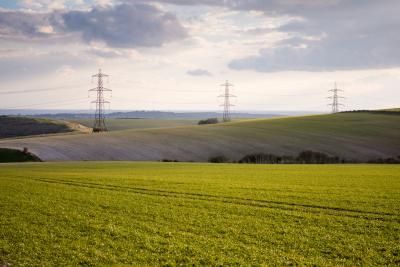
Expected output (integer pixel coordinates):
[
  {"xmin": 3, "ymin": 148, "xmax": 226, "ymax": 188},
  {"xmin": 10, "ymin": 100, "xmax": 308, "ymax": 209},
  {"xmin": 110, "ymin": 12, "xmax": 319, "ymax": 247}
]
[
  {"xmin": 0, "ymin": 112, "xmax": 399, "ymax": 162},
  {"xmin": 74, "ymin": 118, "xmax": 198, "ymax": 131},
  {"xmin": 0, "ymin": 116, "xmax": 90, "ymax": 139}
]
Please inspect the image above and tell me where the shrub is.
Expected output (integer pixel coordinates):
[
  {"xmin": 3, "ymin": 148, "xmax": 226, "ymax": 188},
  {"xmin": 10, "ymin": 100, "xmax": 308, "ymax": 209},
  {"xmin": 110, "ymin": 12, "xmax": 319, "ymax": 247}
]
[
  {"xmin": 368, "ymin": 157, "xmax": 400, "ymax": 164},
  {"xmin": 239, "ymin": 153, "xmax": 298, "ymax": 164},
  {"xmin": 297, "ymin": 150, "xmax": 340, "ymax": 164},
  {"xmin": 161, "ymin": 159, "xmax": 179, "ymax": 162},
  {"xmin": 198, "ymin": 118, "xmax": 219, "ymax": 125},
  {"xmin": 208, "ymin": 155, "xmax": 230, "ymax": 163},
  {"xmin": 239, "ymin": 151, "xmax": 342, "ymax": 164},
  {"xmin": 0, "ymin": 148, "xmax": 42, "ymax": 163},
  {"xmin": 298, "ymin": 150, "xmax": 341, "ymax": 164}
]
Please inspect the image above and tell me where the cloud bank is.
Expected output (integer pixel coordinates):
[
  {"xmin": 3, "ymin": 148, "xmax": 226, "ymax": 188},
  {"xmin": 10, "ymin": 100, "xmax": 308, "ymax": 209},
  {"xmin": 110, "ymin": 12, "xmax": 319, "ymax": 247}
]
[
  {"xmin": 0, "ymin": 2, "xmax": 187, "ymax": 48},
  {"xmin": 1, "ymin": 0, "xmax": 400, "ymax": 72},
  {"xmin": 187, "ymin": 69, "xmax": 212, "ymax": 77},
  {"xmin": 137, "ymin": 0, "xmax": 400, "ymax": 72}
]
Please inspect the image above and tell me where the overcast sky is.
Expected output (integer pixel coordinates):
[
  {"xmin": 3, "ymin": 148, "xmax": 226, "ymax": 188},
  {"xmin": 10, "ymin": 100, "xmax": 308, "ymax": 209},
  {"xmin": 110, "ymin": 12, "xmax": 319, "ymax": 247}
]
[{"xmin": 0, "ymin": 0, "xmax": 399, "ymax": 112}]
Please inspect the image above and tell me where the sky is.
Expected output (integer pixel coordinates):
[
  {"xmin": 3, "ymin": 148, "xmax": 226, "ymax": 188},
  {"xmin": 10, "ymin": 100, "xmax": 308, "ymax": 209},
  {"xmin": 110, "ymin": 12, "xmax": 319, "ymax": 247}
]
[{"xmin": 0, "ymin": 0, "xmax": 399, "ymax": 112}]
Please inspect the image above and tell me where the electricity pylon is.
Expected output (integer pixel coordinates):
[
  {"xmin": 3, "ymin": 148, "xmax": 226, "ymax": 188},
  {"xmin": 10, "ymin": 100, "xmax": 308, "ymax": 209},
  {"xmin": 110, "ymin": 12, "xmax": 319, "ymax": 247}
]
[
  {"xmin": 219, "ymin": 80, "xmax": 236, "ymax": 122},
  {"xmin": 328, "ymin": 82, "xmax": 344, "ymax": 113},
  {"xmin": 89, "ymin": 69, "xmax": 112, "ymax": 132}
]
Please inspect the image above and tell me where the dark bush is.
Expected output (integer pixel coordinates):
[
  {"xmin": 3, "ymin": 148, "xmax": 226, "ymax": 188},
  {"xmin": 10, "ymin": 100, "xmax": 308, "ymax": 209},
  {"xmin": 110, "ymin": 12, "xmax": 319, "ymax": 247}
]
[
  {"xmin": 239, "ymin": 151, "xmax": 342, "ymax": 164},
  {"xmin": 161, "ymin": 159, "xmax": 179, "ymax": 162},
  {"xmin": 198, "ymin": 118, "xmax": 219, "ymax": 125},
  {"xmin": 368, "ymin": 157, "xmax": 400, "ymax": 164},
  {"xmin": 0, "ymin": 148, "xmax": 42, "ymax": 163},
  {"xmin": 239, "ymin": 153, "xmax": 295, "ymax": 164},
  {"xmin": 297, "ymin": 150, "xmax": 340, "ymax": 164},
  {"xmin": 208, "ymin": 155, "xmax": 230, "ymax": 163}
]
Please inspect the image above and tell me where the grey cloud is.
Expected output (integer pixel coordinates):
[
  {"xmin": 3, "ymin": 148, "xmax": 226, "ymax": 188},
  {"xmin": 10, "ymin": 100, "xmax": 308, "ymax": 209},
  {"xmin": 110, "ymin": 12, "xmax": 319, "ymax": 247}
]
[
  {"xmin": 187, "ymin": 69, "xmax": 212, "ymax": 76},
  {"xmin": 86, "ymin": 47, "xmax": 125, "ymax": 58},
  {"xmin": 241, "ymin": 27, "xmax": 275, "ymax": 35},
  {"xmin": 232, "ymin": 0, "xmax": 400, "ymax": 71},
  {"xmin": 0, "ymin": 10, "xmax": 54, "ymax": 39},
  {"xmin": 138, "ymin": 0, "xmax": 400, "ymax": 71},
  {"xmin": 61, "ymin": 3, "xmax": 187, "ymax": 48},
  {"xmin": 0, "ymin": 51, "xmax": 93, "ymax": 81},
  {"xmin": 0, "ymin": 2, "xmax": 187, "ymax": 48},
  {"xmin": 229, "ymin": 1, "xmax": 400, "ymax": 72}
]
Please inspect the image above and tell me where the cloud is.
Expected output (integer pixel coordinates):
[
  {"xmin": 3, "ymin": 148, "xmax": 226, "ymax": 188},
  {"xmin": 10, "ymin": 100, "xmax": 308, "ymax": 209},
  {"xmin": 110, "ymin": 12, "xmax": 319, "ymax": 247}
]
[
  {"xmin": 61, "ymin": 3, "xmax": 187, "ymax": 48},
  {"xmin": 86, "ymin": 46, "xmax": 141, "ymax": 59},
  {"xmin": 228, "ymin": 0, "xmax": 400, "ymax": 71},
  {"xmin": 140, "ymin": 0, "xmax": 400, "ymax": 72},
  {"xmin": 17, "ymin": 0, "xmax": 96, "ymax": 11},
  {"xmin": 0, "ymin": 2, "xmax": 188, "ymax": 48},
  {"xmin": 0, "ymin": 50, "xmax": 93, "ymax": 81},
  {"xmin": 0, "ymin": 10, "xmax": 54, "ymax": 39},
  {"xmin": 187, "ymin": 69, "xmax": 212, "ymax": 76}
]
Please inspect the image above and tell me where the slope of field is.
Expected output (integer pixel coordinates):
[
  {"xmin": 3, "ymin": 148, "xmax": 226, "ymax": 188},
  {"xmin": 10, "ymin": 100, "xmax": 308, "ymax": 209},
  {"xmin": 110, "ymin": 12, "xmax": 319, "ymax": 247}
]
[
  {"xmin": 0, "ymin": 162, "xmax": 399, "ymax": 266},
  {"xmin": 0, "ymin": 116, "xmax": 90, "ymax": 139},
  {"xmin": 0, "ymin": 112, "xmax": 399, "ymax": 162},
  {"xmin": 74, "ymin": 118, "xmax": 198, "ymax": 131}
]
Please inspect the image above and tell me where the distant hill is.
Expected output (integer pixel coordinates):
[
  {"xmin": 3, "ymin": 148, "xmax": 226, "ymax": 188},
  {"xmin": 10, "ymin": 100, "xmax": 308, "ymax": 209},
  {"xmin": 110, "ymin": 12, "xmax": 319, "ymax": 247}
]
[
  {"xmin": 1, "ymin": 111, "xmax": 399, "ymax": 162},
  {"xmin": 0, "ymin": 116, "xmax": 90, "ymax": 139},
  {"xmin": 343, "ymin": 109, "xmax": 400, "ymax": 115},
  {"xmin": 25, "ymin": 111, "xmax": 281, "ymax": 120},
  {"xmin": 383, "ymin": 108, "xmax": 400, "ymax": 112}
]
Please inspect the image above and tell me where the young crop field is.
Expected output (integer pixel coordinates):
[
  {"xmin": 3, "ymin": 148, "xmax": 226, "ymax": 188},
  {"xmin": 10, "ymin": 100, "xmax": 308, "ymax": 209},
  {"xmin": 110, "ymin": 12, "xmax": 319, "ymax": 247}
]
[{"xmin": 0, "ymin": 163, "xmax": 399, "ymax": 266}]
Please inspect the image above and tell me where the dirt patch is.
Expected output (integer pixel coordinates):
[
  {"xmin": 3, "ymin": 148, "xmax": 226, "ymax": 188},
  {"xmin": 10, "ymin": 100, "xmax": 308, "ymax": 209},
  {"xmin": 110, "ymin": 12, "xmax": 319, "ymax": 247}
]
[{"xmin": 63, "ymin": 121, "xmax": 92, "ymax": 133}]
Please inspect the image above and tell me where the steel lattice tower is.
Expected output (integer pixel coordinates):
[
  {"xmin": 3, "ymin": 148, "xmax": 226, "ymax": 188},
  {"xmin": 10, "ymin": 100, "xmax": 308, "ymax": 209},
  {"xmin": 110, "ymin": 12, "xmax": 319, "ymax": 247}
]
[
  {"xmin": 219, "ymin": 80, "xmax": 236, "ymax": 122},
  {"xmin": 328, "ymin": 82, "xmax": 344, "ymax": 113},
  {"xmin": 89, "ymin": 69, "xmax": 112, "ymax": 132}
]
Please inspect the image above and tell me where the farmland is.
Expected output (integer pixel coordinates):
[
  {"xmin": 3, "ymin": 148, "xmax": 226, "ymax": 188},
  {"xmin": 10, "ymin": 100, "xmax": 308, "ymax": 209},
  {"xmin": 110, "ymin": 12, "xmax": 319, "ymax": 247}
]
[
  {"xmin": 1, "ymin": 112, "xmax": 399, "ymax": 162},
  {"xmin": 74, "ymin": 118, "xmax": 198, "ymax": 131},
  {"xmin": 0, "ymin": 162, "xmax": 399, "ymax": 266}
]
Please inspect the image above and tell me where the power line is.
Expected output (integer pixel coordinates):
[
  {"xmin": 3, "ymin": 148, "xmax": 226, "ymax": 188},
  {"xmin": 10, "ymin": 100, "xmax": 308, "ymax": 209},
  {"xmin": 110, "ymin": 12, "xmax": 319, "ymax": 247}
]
[
  {"xmin": 113, "ymin": 83, "xmax": 324, "ymax": 96},
  {"xmin": 1, "ymin": 97, "xmax": 88, "ymax": 109},
  {"xmin": 0, "ymin": 84, "xmax": 86, "ymax": 95},
  {"xmin": 89, "ymin": 69, "xmax": 112, "ymax": 133},
  {"xmin": 328, "ymin": 82, "xmax": 345, "ymax": 113},
  {"xmin": 219, "ymin": 80, "xmax": 236, "ymax": 122}
]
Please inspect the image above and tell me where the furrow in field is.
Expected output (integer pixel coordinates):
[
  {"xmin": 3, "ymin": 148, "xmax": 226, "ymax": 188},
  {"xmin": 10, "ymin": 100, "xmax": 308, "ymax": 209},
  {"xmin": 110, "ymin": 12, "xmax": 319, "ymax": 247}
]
[{"xmin": 31, "ymin": 177, "xmax": 399, "ymax": 222}]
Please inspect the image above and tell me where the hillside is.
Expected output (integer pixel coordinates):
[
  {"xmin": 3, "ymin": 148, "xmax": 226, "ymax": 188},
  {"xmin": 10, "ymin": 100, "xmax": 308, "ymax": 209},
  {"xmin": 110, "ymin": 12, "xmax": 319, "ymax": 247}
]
[
  {"xmin": 0, "ymin": 116, "xmax": 90, "ymax": 139},
  {"xmin": 74, "ymin": 118, "xmax": 198, "ymax": 131},
  {"xmin": 0, "ymin": 112, "xmax": 399, "ymax": 162},
  {"xmin": 22, "ymin": 110, "xmax": 282, "ymax": 120}
]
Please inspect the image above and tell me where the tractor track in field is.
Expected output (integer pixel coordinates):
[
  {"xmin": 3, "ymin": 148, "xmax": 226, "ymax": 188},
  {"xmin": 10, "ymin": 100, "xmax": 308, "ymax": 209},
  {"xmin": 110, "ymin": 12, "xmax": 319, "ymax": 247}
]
[{"xmin": 32, "ymin": 177, "xmax": 399, "ymax": 222}]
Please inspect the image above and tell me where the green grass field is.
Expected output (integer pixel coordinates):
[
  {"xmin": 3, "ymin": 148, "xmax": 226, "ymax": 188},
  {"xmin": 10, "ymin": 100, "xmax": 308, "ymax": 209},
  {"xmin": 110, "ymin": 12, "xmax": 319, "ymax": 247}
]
[{"xmin": 1, "ymin": 162, "xmax": 399, "ymax": 266}]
